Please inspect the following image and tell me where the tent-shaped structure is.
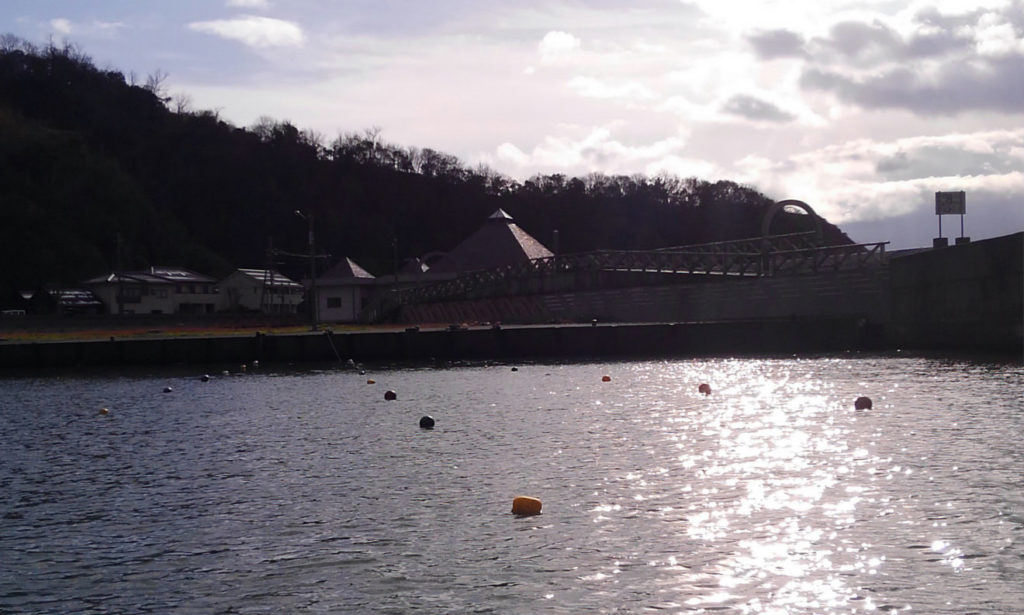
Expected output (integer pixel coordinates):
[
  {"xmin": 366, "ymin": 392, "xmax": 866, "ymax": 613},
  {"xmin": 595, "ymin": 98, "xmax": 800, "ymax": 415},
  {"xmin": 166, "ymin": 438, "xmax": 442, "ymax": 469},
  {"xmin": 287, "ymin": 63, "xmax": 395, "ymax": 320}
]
[
  {"xmin": 428, "ymin": 209, "xmax": 553, "ymax": 274},
  {"xmin": 316, "ymin": 257, "xmax": 376, "ymax": 322}
]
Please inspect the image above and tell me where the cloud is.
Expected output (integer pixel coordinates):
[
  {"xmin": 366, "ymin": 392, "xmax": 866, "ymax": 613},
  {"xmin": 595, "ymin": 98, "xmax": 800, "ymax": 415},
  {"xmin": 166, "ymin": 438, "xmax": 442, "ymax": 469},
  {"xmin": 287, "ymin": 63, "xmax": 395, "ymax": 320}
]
[
  {"xmin": 567, "ymin": 76, "xmax": 657, "ymax": 101},
  {"xmin": 538, "ymin": 30, "xmax": 581, "ymax": 64},
  {"xmin": 794, "ymin": 4, "xmax": 1024, "ymax": 115},
  {"xmin": 746, "ymin": 29, "xmax": 807, "ymax": 59},
  {"xmin": 227, "ymin": 0, "xmax": 271, "ymax": 8},
  {"xmin": 47, "ymin": 17, "xmax": 125, "ymax": 38},
  {"xmin": 50, "ymin": 18, "xmax": 72, "ymax": 34},
  {"xmin": 721, "ymin": 94, "xmax": 796, "ymax": 122},
  {"xmin": 188, "ymin": 15, "xmax": 304, "ymax": 48},
  {"xmin": 494, "ymin": 125, "xmax": 712, "ymax": 178}
]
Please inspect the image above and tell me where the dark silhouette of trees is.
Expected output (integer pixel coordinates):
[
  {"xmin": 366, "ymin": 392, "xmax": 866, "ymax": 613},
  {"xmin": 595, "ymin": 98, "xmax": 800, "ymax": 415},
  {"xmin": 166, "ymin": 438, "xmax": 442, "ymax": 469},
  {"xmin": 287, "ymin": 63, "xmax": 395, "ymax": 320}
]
[{"xmin": 0, "ymin": 36, "xmax": 853, "ymax": 308}]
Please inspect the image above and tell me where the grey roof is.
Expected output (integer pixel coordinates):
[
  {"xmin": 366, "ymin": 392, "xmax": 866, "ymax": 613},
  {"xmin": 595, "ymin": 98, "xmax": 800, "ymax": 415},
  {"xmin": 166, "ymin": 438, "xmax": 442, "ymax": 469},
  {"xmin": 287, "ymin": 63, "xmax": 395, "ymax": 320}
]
[
  {"xmin": 84, "ymin": 266, "xmax": 216, "ymax": 286},
  {"xmin": 428, "ymin": 209, "xmax": 554, "ymax": 273},
  {"xmin": 233, "ymin": 268, "xmax": 303, "ymax": 288},
  {"xmin": 320, "ymin": 257, "xmax": 375, "ymax": 280}
]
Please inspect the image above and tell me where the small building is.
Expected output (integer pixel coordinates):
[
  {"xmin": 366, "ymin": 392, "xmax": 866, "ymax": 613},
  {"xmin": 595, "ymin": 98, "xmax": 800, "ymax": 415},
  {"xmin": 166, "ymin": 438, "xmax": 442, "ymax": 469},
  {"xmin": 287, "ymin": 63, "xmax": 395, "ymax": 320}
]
[
  {"xmin": 316, "ymin": 257, "xmax": 376, "ymax": 322},
  {"xmin": 218, "ymin": 268, "xmax": 303, "ymax": 314},
  {"xmin": 83, "ymin": 267, "xmax": 219, "ymax": 315}
]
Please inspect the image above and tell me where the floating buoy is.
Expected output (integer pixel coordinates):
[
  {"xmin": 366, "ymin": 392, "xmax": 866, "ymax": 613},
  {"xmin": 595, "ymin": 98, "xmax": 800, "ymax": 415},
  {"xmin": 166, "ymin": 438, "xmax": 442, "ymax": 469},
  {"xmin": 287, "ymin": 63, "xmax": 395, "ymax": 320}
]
[
  {"xmin": 200, "ymin": 374, "xmax": 210, "ymax": 382},
  {"xmin": 367, "ymin": 379, "xmax": 376, "ymax": 384},
  {"xmin": 854, "ymin": 396, "xmax": 872, "ymax": 410},
  {"xmin": 163, "ymin": 386, "xmax": 173, "ymax": 393},
  {"xmin": 240, "ymin": 364, "xmax": 247, "ymax": 372},
  {"xmin": 359, "ymin": 370, "xmax": 366, "ymax": 376},
  {"xmin": 698, "ymin": 383, "xmax": 712, "ymax": 396},
  {"xmin": 419, "ymin": 415, "xmax": 435, "ymax": 429},
  {"xmin": 512, "ymin": 496, "xmax": 542, "ymax": 516},
  {"xmin": 98, "ymin": 407, "xmax": 109, "ymax": 415},
  {"xmin": 384, "ymin": 390, "xmax": 397, "ymax": 401},
  {"xmin": 222, "ymin": 370, "xmax": 230, "ymax": 376},
  {"xmin": 252, "ymin": 360, "xmax": 259, "ymax": 368},
  {"xmin": 511, "ymin": 367, "xmax": 518, "ymax": 372},
  {"xmin": 602, "ymin": 375, "xmax": 611, "ymax": 382}
]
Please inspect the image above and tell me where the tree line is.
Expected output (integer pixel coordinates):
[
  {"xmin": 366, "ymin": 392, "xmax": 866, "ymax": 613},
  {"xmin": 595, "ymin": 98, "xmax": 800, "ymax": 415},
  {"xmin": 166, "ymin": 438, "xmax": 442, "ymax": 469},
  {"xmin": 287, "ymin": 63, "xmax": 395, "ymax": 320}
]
[{"xmin": 0, "ymin": 37, "xmax": 851, "ymax": 310}]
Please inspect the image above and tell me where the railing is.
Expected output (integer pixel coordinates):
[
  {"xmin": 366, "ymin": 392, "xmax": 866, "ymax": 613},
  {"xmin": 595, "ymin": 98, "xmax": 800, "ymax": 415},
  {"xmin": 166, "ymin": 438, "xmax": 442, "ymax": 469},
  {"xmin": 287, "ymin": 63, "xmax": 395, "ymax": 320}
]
[{"xmin": 361, "ymin": 237, "xmax": 890, "ymax": 321}]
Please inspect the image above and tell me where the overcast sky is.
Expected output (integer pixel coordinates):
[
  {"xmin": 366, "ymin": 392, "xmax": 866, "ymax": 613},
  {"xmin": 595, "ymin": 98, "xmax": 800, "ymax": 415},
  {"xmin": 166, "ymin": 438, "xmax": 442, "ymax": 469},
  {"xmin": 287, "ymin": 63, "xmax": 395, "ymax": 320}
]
[{"xmin": 4, "ymin": 0, "xmax": 1023, "ymax": 249}]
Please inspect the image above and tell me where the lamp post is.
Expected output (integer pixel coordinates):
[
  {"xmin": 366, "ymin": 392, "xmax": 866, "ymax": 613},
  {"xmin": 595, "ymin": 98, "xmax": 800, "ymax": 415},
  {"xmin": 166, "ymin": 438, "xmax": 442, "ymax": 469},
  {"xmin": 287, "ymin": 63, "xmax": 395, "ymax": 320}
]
[{"xmin": 295, "ymin": 210, "xmax": 318, "ymax": 330}]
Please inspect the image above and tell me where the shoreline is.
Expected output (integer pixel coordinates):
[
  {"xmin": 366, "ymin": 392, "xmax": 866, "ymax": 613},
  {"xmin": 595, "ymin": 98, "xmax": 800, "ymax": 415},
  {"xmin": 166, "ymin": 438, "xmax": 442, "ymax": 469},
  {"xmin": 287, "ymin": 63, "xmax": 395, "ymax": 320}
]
[{"xmin": 1, "ymin": 317, "xmax": 1019, "ymax": 370}]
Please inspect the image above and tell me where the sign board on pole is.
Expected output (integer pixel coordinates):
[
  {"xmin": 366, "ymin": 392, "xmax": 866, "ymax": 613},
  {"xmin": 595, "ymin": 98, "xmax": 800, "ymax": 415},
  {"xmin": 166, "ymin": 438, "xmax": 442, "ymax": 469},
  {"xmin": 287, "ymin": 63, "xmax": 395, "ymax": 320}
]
[{"xmin": 935, "ymin": 191, "xmax": 966, "ymax": 215}]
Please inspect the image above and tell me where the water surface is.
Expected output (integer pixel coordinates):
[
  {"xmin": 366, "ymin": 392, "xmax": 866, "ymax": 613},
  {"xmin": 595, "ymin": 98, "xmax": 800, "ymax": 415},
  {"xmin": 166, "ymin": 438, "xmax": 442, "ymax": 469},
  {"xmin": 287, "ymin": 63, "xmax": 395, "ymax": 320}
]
[{"xmin": 2, "ymin": 355, "xmax": 1022, "ymax": 613}]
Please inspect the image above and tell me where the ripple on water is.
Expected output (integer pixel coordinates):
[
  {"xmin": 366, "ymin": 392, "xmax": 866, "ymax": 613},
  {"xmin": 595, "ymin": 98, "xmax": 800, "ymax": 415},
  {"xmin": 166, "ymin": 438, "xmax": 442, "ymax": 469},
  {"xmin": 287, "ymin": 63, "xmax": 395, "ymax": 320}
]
[{"xmin": 0, "ymin": 357, "xmax": 1022, "ymax": 613}]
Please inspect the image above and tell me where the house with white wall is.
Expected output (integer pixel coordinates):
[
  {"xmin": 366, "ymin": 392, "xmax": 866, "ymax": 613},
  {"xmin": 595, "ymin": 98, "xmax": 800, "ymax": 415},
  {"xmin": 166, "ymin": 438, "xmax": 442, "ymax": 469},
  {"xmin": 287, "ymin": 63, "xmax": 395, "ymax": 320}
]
[
  {"xmin": 316, "ymin": 257, "xmax": 375, "ymax": 322},
  {"xmin": 83, "ymin": 267, "xmax": 219, "ymax": 315},
  {"xmin": 218, "ymin": 268, "xmax": 303, "ymax": 313}
]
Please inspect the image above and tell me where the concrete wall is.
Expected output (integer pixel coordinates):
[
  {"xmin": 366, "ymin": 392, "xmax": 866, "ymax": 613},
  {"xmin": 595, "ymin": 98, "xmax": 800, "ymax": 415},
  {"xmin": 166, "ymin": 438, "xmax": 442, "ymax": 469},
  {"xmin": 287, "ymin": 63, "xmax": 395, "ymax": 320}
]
[
  {"xmin": 889, "ymin": 232, "xmax": 1022, "ymax": 351},
  {"xmin": 398, "ymin": 266, "xmax": 890, "ymax": 327},
  {"xmin": 0, "ymin": 318, "xmax": 879, "ymax": 370}
]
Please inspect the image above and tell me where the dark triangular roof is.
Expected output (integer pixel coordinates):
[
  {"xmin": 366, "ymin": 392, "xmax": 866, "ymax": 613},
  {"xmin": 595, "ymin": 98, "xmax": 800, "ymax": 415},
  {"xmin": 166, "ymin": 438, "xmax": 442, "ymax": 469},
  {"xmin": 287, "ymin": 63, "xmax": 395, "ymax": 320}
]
[
  {"xmin": 429, "ymin": 209, "xmax": 553, "ymax": 273},
  {"xmin": 320, "ymin": 257, "xmax": 375, "ymax": 280}
]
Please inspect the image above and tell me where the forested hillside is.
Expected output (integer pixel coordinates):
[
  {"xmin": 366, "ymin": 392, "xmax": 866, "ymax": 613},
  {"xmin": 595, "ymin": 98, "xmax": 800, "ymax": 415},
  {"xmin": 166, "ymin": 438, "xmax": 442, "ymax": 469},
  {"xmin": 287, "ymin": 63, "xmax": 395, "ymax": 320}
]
[{"xmin": 0, "ymin": 38, "xmax": 852, "ymax": 309}]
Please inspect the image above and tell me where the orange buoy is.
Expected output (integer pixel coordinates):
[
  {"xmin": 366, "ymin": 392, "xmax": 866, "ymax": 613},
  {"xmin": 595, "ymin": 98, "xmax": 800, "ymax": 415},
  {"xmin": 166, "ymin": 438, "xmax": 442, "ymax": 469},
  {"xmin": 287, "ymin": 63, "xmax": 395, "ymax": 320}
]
[
  {"xmin": 367, "ymin": 379, "xmax": 375, "ymax": 384},
  {"xmin": 512, "ymin": 496, "xmax": 542, "ymax": 516},
  {"xmin": 98, "ymin": 408, "xmax": 109, "ymax": 415},
  {"xmin": 854, "ymin": 396, "xmax": 872, "ymax": 410},
  {"xmin": 602, "ymin": 375, "xmax": 611, "ymax": 382},
  {"xmin": 698, "ymin": 383, "xmax": 712, "ymax": 396}
]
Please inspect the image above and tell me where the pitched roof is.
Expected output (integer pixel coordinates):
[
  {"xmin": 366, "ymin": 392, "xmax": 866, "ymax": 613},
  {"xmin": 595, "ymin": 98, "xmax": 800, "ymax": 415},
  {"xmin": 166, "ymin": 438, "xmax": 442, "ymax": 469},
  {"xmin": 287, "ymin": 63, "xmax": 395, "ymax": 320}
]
[
  {"xmin": 233, "ymin": 268, "xmax": 302, "ymax": 288},
  {"xmin": 320, "ymin": 257, "xmax": 375, "ymax": 280},
  {"xmin": 428, "ymin": 209, "xmax": 553, "ymax": 273}
]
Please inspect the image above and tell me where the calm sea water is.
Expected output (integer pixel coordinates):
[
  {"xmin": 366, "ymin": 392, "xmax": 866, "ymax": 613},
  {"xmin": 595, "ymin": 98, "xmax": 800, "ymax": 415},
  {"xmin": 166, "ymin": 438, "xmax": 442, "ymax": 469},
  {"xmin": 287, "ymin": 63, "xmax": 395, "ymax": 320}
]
[{"xmin": 1, "ymin": 354, "xmax": 1022, "ymax": 614}]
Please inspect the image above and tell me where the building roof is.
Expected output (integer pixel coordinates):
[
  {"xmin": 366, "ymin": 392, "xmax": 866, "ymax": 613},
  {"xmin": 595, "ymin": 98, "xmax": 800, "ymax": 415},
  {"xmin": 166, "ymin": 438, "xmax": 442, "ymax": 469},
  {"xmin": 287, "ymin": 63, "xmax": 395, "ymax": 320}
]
[
  {"xmin": 83, "ymin": 266, "xmax": 216, "ymax": 286},
  {"xmin": 428, "ymin": 209, "xmax": 554, "ymax": 273},
  {"xmin": 48, "ymin": 288, "xmax": 104, "ymax": 309},
  {"xmin": 230, "ymin": 268, "xmax": 303, "ymax": 288},
  {"xmin": 320, "ymin": 257, "xmax": 375, "ymax": 280}
]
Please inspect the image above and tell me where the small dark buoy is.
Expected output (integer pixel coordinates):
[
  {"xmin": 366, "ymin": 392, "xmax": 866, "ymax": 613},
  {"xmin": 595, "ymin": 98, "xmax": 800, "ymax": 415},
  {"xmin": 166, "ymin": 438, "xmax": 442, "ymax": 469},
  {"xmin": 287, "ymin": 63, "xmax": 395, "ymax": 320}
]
[
  {"xmin": 98, "ymin": 407, "xmax": 109, "ymax": 415},
  {"xmin": 384, "ymin": 390, "xmax": 397, "ymax": 401},
  {"xmin": 854, "ymin": 396, "xmax": 872, "ymax": 410},
  {"xmin": 419, "ymin": 415, "xmax": 435, "ymax": 429},
  {"xmin": 698, "ymin": 383, "xmax": 712, "ymax": 396},
  {"xmin": 200, "ymin": 374, "xmax": 210, "ymax": 382},
  {"xmin": 359, "ymin": 370, "xmax": 366, "ymax": 376},
  {"xmin": 163, "ymin": 386, "xmax": 173, "ymax": 393},
  {"xmin": 511, "ymin": 367, "xmax": 518, "ymax": 372}
]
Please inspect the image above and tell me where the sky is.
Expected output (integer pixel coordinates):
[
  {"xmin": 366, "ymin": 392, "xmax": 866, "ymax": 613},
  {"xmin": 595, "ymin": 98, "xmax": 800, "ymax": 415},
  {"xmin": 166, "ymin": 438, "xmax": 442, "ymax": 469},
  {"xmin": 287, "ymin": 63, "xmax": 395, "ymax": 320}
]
[{"xmin": 3, "ymin": 0, "xmax": 1024, "ymax": 249}]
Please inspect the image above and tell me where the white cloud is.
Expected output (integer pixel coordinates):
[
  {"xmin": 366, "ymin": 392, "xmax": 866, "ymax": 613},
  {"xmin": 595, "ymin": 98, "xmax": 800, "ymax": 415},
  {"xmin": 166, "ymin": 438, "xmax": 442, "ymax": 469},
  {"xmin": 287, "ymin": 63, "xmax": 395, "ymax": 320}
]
[
  {"xmin": 227, "ymin": 0, "xmax": 271, "ymax": 8},
  {"xmin": 567, "ymin": 76, "xmax": 657, "ymax": 101},
  {"xmin": 974, "ymin": 14, "xmax": 1024, "ymax": 57},
  {"xmin": 188, "ymin": 15, "xmax": 304, "ymax": 48},
  {"xmin": 538, "ymin": 30, "xmax": 581, "ymax": 65},
  {"xmin": 50, "ymin": 18, "xmax": 72, "ymax": 34}
]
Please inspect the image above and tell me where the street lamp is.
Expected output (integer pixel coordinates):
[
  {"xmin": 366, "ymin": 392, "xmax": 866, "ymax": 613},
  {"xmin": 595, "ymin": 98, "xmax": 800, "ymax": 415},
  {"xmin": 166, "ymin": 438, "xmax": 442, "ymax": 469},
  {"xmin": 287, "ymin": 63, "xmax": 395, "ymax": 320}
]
[{"xmin": 295, "ymin": 210, "xmax": 318, "ymax": 330}]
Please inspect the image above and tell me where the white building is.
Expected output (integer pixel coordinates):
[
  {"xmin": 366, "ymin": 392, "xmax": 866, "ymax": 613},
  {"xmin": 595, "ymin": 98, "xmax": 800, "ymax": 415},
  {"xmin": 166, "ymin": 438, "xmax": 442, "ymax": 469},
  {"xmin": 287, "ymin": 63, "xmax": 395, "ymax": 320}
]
[
  {"xmin": 218, "ymin": 268, "xmax": 304, "ymax": 314},
  {"xmin": 316, "ymin": 257, "xmax": 376, "ymax": 322},
  {"xmin": 83, "ymin": 267, "xmax": 219, "ymax": 315}
]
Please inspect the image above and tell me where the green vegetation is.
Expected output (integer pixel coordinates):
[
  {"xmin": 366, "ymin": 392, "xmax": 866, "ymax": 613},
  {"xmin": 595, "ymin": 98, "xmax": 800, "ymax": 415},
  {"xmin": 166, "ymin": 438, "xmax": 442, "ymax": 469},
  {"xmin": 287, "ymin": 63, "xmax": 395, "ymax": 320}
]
[{"xmin": 0, "ymin": 37, "xmax": 852, "ymax": 310}]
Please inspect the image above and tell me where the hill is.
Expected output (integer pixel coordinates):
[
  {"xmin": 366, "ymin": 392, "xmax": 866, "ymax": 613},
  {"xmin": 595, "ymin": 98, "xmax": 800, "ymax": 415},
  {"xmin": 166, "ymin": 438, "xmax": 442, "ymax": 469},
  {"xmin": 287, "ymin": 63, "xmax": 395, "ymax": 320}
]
[{"xmin": 0, "ymin": 38, "xmax": 853, "ymax": 310}]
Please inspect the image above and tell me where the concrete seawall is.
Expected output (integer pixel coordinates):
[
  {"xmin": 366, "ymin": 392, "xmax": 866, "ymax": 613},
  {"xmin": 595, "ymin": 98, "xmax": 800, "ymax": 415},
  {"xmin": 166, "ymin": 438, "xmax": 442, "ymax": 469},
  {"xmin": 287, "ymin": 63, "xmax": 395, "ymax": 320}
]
[{"xmin": 0, "ymin": 318, "xmax": 882, "ymax": 370}]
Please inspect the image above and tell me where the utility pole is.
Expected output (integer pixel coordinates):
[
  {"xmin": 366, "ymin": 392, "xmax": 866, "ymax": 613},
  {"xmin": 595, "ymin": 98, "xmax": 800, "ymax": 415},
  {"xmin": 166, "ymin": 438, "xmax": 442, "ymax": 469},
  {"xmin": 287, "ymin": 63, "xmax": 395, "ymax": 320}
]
[{"xmin": 295, "ymin": 210, "xmax": 318, "ymax": 330}]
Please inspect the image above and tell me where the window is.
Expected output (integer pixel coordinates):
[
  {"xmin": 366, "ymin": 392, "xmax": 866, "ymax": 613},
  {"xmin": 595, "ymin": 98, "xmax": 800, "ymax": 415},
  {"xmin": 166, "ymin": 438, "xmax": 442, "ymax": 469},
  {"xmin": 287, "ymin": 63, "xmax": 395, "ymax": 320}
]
[{"xmin": 326, "ymin": 297, "xmax": 342, "ymax": 309}]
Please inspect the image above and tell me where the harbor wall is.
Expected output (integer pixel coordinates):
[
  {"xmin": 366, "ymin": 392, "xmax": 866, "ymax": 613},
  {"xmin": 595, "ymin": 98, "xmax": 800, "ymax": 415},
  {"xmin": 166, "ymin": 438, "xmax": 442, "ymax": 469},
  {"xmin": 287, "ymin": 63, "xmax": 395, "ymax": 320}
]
[
  {"xmin": 889, "ymin": 232, "xmax": 1022, "ymax": 351},
  {"xmin": 0, "ymin": 318, "xmax": 880, "ymax": 370}
]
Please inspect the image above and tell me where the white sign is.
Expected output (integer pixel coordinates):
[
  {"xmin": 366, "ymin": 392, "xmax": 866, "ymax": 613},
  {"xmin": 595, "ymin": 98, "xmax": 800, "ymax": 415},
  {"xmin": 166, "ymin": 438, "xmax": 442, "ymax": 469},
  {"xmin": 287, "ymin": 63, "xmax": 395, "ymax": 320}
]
[{"xmin": 935, "ymin": 191, "xmax": 966, "ymax": 215}]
